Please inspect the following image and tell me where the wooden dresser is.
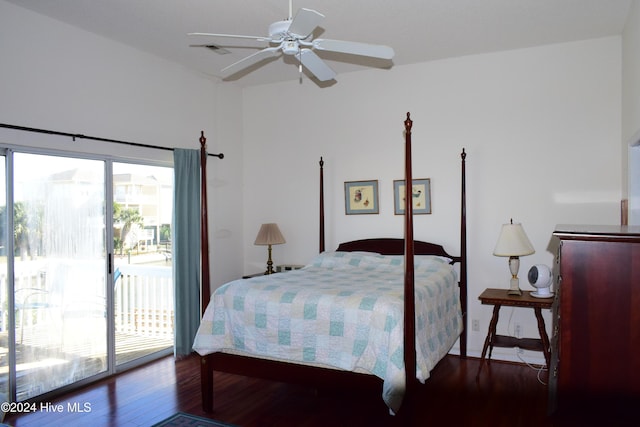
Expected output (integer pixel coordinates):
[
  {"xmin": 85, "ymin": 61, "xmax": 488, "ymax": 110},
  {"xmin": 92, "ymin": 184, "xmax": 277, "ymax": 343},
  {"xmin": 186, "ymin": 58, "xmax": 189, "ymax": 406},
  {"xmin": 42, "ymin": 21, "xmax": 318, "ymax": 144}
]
[{"xmin": 549, "ymin": 225, "xmax": 640, "ymax": 415}]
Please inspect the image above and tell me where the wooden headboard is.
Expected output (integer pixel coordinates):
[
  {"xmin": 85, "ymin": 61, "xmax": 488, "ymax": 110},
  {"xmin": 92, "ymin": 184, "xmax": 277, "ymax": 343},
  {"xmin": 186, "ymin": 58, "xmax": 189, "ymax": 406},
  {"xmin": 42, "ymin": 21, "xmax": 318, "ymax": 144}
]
[{"xmin": 336, "ymin": 238, "xmax": 461, "ymax": 264}]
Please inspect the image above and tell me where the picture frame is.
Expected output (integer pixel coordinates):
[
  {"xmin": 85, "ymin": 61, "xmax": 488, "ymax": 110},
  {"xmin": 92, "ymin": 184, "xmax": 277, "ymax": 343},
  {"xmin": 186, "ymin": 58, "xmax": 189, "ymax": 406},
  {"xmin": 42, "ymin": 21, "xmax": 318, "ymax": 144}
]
[
  {"xmin": 344, "ymin": 180, "xmax": 379, "ymax": 215},
  {"xmin": 393, "ymin": 178, "xmax": 431, "ymax": 215}
]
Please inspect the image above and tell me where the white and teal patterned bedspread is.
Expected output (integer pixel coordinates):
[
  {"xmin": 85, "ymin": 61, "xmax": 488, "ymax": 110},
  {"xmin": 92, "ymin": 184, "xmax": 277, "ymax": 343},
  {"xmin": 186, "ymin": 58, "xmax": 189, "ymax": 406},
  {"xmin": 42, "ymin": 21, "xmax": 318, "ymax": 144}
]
[{"xmin": 193, "ymin": 251, "xmax": 461, "ymax": 413}]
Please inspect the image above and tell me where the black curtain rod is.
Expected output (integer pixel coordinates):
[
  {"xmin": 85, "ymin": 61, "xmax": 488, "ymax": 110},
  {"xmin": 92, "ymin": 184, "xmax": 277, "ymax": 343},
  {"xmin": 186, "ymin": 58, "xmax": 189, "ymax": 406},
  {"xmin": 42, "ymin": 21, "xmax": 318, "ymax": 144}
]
[{"xmin": 0, "ymin": 123, "xmax": 224, "ymax": 159}]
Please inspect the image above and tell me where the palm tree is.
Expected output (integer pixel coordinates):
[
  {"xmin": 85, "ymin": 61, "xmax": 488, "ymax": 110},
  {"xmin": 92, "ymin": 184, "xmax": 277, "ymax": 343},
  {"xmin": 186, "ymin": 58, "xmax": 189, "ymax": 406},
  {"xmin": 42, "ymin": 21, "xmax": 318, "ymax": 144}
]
[{"xmin": 113, "ymin": 204, "xmax": 144, "ymax": 255}]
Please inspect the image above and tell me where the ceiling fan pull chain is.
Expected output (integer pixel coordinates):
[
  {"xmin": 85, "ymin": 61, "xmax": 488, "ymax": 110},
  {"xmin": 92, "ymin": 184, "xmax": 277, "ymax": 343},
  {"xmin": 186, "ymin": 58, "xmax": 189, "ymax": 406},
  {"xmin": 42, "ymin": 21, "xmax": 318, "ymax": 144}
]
[{"xmin": 298, "ymin": 45, "xmax": 303, "ymax": 83}]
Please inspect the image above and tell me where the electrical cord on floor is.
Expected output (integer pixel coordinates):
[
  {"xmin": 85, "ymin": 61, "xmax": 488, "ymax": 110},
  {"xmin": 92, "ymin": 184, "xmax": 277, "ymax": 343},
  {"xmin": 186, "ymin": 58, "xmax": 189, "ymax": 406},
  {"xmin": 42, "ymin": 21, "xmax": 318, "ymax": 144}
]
[{"xmin": 515, "ymin": 347, "xmax": 548, "ymax": 385}]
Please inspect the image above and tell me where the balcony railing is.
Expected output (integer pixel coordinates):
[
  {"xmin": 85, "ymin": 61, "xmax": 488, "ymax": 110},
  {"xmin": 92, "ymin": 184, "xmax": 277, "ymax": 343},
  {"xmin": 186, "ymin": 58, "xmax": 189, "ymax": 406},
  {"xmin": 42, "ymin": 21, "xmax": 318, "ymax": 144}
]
[
  {"xmin": 114, "ymin": 264, "xmax": 174, "ymax": 338},
  {"xmin": 2, "ymin": 261, "xmax": 174, "ymax": 352}
]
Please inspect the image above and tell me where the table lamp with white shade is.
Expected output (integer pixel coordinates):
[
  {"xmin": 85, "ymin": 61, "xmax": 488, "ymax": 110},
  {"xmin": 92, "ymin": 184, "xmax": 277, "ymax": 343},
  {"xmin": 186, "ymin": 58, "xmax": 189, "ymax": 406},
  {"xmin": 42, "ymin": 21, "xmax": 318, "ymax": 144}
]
[{"xmin": 493, "ymin": 219, "xmax": 535, "ymax": 296}]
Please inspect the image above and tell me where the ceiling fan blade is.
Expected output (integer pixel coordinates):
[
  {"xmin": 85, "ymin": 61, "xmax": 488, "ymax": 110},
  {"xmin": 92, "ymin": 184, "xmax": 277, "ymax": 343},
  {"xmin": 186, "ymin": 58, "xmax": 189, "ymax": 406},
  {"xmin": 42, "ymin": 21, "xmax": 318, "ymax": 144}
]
[
  {"xmin": 313, "ymin": 39, "xmax": 395, "ymax": 60},
  {"xmin": 296, "ymin": 49, "xmax": 336, "ymax": 82},
  {"xmin": 188, "ymin": 32, "xmax": 271, "ymax": 42},
  {"xmin": 287, "ymin": 8, "xmax": 324, "ymax": 39},
  {"xmin": 221, "ymin": 47, "xmax": 281, "ymax": 77}
]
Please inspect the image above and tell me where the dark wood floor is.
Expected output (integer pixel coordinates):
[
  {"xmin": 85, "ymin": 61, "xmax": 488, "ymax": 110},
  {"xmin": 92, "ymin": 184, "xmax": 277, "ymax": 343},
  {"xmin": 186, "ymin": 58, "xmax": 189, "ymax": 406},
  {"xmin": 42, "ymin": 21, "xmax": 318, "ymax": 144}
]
[{"xmin": 3, "ymin": 354, "xmax": 635, "ymax": 427}]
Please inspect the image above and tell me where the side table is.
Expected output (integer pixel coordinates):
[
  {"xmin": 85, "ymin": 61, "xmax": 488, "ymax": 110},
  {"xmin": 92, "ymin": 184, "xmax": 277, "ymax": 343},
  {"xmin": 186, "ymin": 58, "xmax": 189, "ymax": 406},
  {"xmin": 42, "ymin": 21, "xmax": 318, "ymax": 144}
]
[{"xmin": 477, "ymin": 288, "xmax": 553, "ymax": 377}]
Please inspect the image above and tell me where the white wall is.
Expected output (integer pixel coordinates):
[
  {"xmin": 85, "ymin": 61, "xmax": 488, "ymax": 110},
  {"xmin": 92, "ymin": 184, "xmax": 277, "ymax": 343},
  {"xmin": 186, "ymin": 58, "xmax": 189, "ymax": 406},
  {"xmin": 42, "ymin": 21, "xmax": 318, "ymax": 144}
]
[
  {"xmin": 623, "ymin": 0, "xmax": 640, "ymax": 222},
  {"xmin": 0, "ymin": 1, "xmax": 245, "ymax": 291},
  {"xmin": 242, "ymin": 37, "xmax": 622, "ymax": 360}
]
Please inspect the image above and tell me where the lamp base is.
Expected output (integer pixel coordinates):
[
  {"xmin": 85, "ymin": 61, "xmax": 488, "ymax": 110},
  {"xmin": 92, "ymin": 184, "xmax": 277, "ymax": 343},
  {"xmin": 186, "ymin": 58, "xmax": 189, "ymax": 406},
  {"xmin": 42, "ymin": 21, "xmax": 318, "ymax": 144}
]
[
  {"xmin": 264, "ymin": 244, "xmax": 275, "ymax": 275},
  {"xmin": 507, "ymin": 277, "xmax": 522, "ymax": 296}
]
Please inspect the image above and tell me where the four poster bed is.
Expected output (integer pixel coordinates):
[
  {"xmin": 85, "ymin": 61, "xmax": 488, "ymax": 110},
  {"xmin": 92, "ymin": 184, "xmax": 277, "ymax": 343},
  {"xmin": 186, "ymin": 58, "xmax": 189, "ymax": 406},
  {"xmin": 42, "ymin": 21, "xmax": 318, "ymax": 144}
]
[{"xmin": 194, "ymin": 113, "xmax": 468, "ymax": 416}]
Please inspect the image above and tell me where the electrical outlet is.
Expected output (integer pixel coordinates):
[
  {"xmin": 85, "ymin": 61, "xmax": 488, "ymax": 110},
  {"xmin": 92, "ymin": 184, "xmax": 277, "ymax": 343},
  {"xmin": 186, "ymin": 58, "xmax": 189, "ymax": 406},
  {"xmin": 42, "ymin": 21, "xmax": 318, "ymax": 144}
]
[
  {"xmin": 515, "ymin": 323, "xmax": 522, "ymax": 338},
  {"xmin": 472, "ymin": 319, "xmax": 479, "ymax": 332}
]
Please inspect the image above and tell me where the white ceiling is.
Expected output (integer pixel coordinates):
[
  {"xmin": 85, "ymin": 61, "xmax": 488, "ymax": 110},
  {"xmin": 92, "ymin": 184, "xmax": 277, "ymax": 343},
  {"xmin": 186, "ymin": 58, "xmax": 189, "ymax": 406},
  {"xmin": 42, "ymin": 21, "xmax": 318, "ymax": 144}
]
[{"xmin": 6, "ymin": 0, "xmax": 633, "ymax": 87}]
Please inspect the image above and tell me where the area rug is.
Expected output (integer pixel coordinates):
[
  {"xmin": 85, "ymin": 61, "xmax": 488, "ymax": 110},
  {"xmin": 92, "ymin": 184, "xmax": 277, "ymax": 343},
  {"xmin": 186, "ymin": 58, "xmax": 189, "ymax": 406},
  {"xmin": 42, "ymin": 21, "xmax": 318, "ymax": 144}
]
[{"xmin": 152, "ymin": 412, "xmax": 237, "ymax": 427}]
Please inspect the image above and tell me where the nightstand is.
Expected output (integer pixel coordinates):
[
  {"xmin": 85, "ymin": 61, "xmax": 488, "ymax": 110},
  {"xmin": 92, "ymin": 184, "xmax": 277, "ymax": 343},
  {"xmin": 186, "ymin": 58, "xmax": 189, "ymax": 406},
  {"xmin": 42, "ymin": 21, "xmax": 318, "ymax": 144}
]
[{"xmin": 477, "ymin": 288, "xmax": 553, "ymax": 377}]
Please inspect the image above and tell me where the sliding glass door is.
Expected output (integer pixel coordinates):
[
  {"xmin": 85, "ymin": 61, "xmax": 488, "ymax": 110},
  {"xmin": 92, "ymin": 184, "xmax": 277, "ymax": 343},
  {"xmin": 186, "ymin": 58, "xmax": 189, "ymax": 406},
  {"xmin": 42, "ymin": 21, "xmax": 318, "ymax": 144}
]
[
  {"xmin": 0, "ymin": 151, "xmax": 175, "ymax": 403},
  {"xmin": 13, "ymin": 153, "xmax": 107, "ymax": 400},
  {"xmin": 112, "ymin": 162, "xmax": 173, "ymax": 366}
]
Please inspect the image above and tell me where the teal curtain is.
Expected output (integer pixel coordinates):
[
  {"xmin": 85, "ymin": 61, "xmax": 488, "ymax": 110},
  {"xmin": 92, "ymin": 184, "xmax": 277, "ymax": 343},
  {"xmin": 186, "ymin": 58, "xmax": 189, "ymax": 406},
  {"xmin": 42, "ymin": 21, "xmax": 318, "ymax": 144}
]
[{"xmin": 173, "ymin": 149, "xmax": 201, "ymax": 356}]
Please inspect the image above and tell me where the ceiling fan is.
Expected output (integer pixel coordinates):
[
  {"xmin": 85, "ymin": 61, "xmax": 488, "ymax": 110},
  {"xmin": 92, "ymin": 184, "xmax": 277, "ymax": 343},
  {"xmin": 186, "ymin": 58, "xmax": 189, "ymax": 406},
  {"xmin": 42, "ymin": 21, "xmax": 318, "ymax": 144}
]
[{"xmin": 188, "ymin": 2, "xmax": 395, "ymax": 82}]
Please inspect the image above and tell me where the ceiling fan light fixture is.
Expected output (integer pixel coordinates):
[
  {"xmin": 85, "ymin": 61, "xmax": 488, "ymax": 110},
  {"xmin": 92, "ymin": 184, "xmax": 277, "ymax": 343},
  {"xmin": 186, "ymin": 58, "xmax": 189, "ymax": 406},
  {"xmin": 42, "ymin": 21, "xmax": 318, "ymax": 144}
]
[{"xmin": 282, "ymin": 40, "xmax": 299, "ymax": 55}]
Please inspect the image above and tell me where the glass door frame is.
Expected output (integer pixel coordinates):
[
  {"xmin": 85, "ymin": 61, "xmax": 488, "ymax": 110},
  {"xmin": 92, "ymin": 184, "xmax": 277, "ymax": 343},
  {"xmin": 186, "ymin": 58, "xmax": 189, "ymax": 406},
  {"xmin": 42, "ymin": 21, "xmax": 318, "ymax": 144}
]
[
  {"xmin": 0, "ymin": 145, "xmax": 173, "ymax": 404},
  {"xmin": 4, "ymin": 148, "xmax": 17, "ymax": 406}
]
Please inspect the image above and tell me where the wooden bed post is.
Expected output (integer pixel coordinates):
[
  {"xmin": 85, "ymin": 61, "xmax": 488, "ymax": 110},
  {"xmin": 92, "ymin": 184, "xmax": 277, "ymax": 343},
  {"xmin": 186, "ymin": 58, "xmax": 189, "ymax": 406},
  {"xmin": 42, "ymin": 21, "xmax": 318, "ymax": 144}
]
[
  {"xmin": 201, "ymin": 356, "xmax": 214, "ymax": 413},
  {"xmin": 459, "ymin": 148, "xmax": 468, "ymax": 358},
  {"xmin": 319, "ymin": 157, "xmax": 325, "ymax": 253},
  {"xmin": 403, "ymin": 113, "xmax": 418, "ymax": 395},
  {"xmin": 200, "ymin": 131, "xmax": 210, "ymax": 317}
]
